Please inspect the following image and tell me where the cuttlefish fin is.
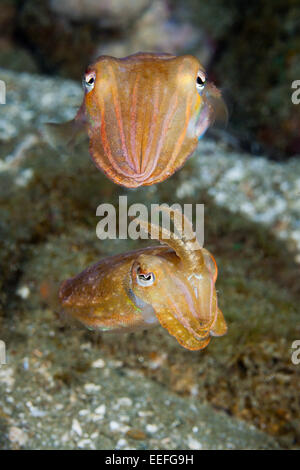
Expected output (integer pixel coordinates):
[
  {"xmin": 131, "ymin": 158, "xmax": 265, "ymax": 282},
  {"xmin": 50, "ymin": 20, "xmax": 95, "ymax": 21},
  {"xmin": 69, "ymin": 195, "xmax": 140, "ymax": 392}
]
[
  {"xmin": 210, "ymin": 308, "xmax": 227, "ymax": 337},
  {"xmin": 205, "ymin": 83, "xmax": 228, "ymax": 128},
  {"xmin": 42, "ymin": 103, "xmax": 88, "ymax": 151},
  {"xmin": 155, "ymin": 306, "xmax": 211, "ymax": 351},
  {"xmin": 202, "ymin": 248, "xmax": 218, "ymax": 283}
]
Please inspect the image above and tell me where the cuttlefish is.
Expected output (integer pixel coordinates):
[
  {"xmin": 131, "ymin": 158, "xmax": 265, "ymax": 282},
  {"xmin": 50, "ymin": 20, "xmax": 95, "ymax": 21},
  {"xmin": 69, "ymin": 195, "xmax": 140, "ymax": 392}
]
[
  {"xmin": 59, "ymin": 208, "xmax": 227, "ymax": 350},
  {"xmin": 47, "ymin": 52, "xmax": 226, "ymax": 188}
]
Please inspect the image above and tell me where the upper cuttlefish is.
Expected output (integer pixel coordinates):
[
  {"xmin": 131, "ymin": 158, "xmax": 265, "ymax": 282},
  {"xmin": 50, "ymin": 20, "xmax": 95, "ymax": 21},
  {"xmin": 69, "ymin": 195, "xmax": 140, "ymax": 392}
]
[{"xmin": 46, "ymin": 52, "xmax": 227, "ymax": 188}]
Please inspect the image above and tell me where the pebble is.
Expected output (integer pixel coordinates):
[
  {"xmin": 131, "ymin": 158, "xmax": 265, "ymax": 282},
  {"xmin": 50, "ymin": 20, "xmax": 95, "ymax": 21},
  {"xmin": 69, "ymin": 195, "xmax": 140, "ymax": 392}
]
[
  {"xmin": 146, "ymin": 423, "xmax": 159, "ymax": 434},
  {"xmin": 84, "ymin": 383, "xmax": 101, "ymax": 393},
  {"xmin": 8, "ymin": 426, "xmax": 28, "ymax": 446},
  {"xmin": 115, "ymin": 397, "xmax": 133, "ymax": 408},
  {"xmin": 16, "ymin": 286, "xmax": 30, "ymax": 299},
  {"xmin": 71, "ymin": 418, "xmax": 82, "ymax": 436},
  {"xmin": 126, "ymin": 429, "xmax": 147, "ymax": 440},
  {"xmin": 91, "ymin": 358, "xmax": 105, "ymax": 368},
  {"xmin": 94, "ymin": 404, "xmax": 106, "ymax": 418},
  {"xmin": 187, "ymin": 435, "xmax": 202, "ymax": 450}
]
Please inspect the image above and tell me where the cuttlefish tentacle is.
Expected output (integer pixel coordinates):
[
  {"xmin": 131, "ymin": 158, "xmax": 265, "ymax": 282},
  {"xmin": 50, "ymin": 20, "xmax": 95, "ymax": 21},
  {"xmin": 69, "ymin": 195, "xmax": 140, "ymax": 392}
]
[{"xmin": 131, "ymin": 205, "xmax": 204, "ymax": 273}]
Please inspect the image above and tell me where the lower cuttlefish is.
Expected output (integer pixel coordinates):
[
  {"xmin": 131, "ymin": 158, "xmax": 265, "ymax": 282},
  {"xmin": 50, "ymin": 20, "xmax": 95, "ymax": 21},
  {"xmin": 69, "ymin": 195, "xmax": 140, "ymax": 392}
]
[{"xmin": 59, "ymin": 208, "xmax": 227, "ymax": 350}]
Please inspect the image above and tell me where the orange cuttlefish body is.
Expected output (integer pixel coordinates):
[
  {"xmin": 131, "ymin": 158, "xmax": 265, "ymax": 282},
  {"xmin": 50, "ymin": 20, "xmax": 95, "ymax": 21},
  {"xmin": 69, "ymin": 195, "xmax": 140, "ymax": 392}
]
[
  {"xmin": 47, "ymin": 52, "xmax": 226, "ymax": 188},
  {"xmin": 59, "ymin": 207, "xmax": 227, "ymax": 350}
]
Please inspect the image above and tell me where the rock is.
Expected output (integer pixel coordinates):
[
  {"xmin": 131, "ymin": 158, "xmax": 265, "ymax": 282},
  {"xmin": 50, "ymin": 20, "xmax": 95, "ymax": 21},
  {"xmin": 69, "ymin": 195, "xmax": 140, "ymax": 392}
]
[
  {"xmin": 0, "ymin": 336, "xmax": 279, "ymax": 449},
  {"xmin": 3, "ymin": 1, "xmax": 206, "ymax": 78},
  {"xmin": 50, "ymin": 0, "xmax": 151, "ymax": 28},
  {"xmin": 95, "ymin": 1, "xmax": 202, "ymax": 60},
  {"xmin": 8, "ymin": 426, "xmax": 28, "ymax": 447},
  {"xmin": 0, "ymin": 41, "xmax": 38, "ymax": 74}
]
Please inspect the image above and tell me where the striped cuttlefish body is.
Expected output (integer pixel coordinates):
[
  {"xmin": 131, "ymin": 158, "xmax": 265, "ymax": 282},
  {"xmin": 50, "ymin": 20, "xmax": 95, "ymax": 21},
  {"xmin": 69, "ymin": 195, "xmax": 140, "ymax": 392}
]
[
  {"xmin": 47, "ymin": 52, "xmax": 226, "ymax": 188},
  {"xmin": 59, "ymin": 208, "xmax": 227, "ymax": 350}
]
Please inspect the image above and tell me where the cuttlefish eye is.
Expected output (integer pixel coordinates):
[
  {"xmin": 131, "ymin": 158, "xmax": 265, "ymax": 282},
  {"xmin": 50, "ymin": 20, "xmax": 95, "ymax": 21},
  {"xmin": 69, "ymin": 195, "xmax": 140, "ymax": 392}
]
[
  {"xmin": 136, "ymin": 268, "xmax": 155, "ymax": 287},
  {"xmin": 196, "ymin": 70, "xmax": 206, "ymax": 91},
  {"xmin": 83, "ymin": 71, "xmax": 96, "ymax": 92}
]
